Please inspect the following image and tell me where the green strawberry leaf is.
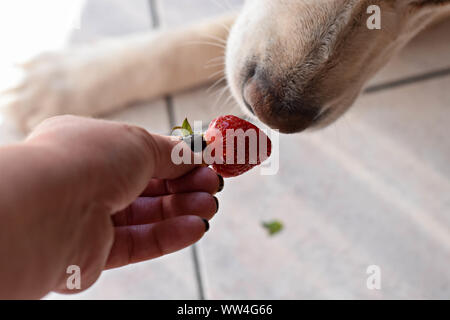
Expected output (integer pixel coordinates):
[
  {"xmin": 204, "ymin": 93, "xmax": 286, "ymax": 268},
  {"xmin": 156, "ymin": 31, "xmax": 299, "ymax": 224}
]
[
  {"xmin": 172, "ymin": 118, "xmax": 194, "ymax": 137},
  {"xmin": 182, "ymin": 118, "xmax": 193, "ymax": 135},
  {"xmin": 262, "ymin": 220, "xmax": 284, "ymax": 236}
]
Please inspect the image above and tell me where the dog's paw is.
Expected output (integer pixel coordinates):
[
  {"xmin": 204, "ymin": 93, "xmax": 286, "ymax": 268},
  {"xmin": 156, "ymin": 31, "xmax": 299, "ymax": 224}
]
[
  {"xmin": 1, "ymin": 52, "xmax": 84, "ymax": 132},
  {"xmin": 0, "ymin": 50, "xmax": 108, "ymax": 132}
]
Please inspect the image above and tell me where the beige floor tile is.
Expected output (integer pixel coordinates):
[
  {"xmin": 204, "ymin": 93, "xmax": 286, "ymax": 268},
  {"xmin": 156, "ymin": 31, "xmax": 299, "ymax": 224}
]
[
  {"xmin": 369, "ymin": 19, "xmax": 450, "ymax": 86},
  {"xmin": 104, "ymin": 99, "xmax": 170, "ymax": 134},
  {"xmin": 200, "ymin": 76, "xmax": 450, "ymax": 299},
  {"xmin": 158, "ymin": 0, "xmax": 243, "ymax": 28},
  {"xmin": 0, "ymin": 114, "xmax": 26, "ymax": 146},
  {"xmin": 45, "ymin": 250, "xmax": 199, "ymax": 300},
  {"xmin": 69, "ymin": 0, "xmax": 152, "ymax": 44},
  {"xmin": 171, "ymin": 85, "xmax": 245, "ymax": 128}
]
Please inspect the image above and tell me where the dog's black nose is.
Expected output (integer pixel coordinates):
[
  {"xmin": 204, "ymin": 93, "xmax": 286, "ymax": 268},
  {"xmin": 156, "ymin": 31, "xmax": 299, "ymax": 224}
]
[{"xmin": 242, "ymin": 66, "xmax": 320, "ymax": 133}]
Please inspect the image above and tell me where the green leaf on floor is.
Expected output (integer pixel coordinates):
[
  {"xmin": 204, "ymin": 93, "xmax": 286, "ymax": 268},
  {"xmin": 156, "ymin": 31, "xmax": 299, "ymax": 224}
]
[{"xmin": 262, "ymin": 220, "xmax": 284, "ymax": 236}]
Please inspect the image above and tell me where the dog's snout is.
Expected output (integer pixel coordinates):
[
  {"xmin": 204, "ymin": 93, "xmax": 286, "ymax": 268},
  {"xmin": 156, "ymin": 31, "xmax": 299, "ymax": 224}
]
[{"xmin": 242, "ymin": 67, "xmax": 320, "ymax": 133}]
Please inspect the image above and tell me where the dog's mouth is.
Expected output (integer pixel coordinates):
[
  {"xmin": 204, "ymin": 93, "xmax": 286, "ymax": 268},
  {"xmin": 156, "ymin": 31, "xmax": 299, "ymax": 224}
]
[
  {"xmin": 237, "ymin": 65, "xmax": 363, "ymax": 133},
  {"xmin": 246, "ymin": 103, "xmax": 332, "ymax": 133}
]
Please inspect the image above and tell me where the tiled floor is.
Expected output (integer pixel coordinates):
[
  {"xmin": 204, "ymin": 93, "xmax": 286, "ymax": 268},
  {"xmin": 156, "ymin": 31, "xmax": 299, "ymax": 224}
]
[{"xmin": 1, "ymin": 1, "xmax": 449, "ymax": 299}]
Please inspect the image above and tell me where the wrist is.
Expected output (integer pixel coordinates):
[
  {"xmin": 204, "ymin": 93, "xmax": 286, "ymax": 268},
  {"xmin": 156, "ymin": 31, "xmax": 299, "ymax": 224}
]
[{"xmin": 0, "ymin": 143, "xmax": 75, "ymax": 298}]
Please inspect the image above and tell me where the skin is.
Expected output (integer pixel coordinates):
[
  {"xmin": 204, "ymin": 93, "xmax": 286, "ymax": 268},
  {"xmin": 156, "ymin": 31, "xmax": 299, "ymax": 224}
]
[{"xmin": 0, "ymin": 115, "xmax": 222, "ymax": 299}]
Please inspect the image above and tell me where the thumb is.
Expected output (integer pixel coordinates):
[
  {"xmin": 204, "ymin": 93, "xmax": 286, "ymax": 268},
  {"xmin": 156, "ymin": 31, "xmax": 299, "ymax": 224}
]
[
  {"xmin": 144, "ymin": 133, "xmax": 201, "ymax": 179},
  {"xmin": 25, "ymin": 116, "xmax": 200, "ymax": 211}
]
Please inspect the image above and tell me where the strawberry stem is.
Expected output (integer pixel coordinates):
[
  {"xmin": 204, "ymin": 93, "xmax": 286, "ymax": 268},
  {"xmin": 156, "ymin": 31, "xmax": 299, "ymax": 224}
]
[
  {"xmin": 172, "ymin": 118, "xmax": 194, "ymax": 137},
  {"xmin": 182, "ymin": 134, "xmax": 207, "ymax": 153}
]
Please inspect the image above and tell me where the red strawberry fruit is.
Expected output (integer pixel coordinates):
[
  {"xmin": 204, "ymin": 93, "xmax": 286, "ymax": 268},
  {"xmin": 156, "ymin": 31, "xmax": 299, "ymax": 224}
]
[
  {"xmin": 204, "ymin": 115, "xmax": 272, "ymax": 177},
  {"xmin": 174, "ymin": 115, "xmax": 272, "ymax": 178}
]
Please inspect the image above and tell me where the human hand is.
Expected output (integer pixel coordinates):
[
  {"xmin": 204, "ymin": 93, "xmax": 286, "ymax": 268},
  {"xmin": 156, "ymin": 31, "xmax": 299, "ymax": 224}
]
[{"xmin": 0, "ymin": 115, "xmax": 223, "ymax": 298}]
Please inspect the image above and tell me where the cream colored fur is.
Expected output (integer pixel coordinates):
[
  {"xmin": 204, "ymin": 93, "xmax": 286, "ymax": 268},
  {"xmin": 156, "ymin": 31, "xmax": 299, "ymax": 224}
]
[{"xmin": 1, "ymin": 1, "xmax": 450, "ymax": 132}]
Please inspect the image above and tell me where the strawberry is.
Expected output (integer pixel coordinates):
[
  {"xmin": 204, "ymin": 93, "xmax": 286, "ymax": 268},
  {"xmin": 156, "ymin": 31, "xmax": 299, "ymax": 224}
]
[
  {"xmin": 205, "ymin": 115, "xmax": 272, "ymax": 177},
  {"xmin": 174, "ymin": 115, "xmax": 272, "ymax": 178}
]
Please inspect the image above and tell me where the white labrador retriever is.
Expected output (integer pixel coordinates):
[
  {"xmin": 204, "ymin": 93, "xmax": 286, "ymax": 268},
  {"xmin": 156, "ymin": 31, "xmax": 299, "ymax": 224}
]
[{"xmin": 2, "ymin": 0, "xmax": 450, "ymax": 132}]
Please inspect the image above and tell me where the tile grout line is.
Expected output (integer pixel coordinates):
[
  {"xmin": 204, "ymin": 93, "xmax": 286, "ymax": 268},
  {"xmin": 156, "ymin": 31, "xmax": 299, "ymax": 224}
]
[
  {"xmin": 191, "ymin": 244, "xmax": 206, "ymax": 300},
  {"xmin": 364, "ymin": 66, "xmax": 450, "ymax": 94},
  {"xmin": 165, "ymin": 96, "xmax": 176, "ymax": 129},
  {"xmin": 147, "ymin": 0, "xmax": 160, "ymax": 29},
  {"xmin": 147, "ymin": 0, "xmax": 207, "ymax": 301}
]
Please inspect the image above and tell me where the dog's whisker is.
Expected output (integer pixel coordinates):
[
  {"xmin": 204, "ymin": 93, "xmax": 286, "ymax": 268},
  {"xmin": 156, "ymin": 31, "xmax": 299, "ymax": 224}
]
[
  {"xmin": 213, "ymin": 85, "xmax": 230, "ymax": 106},
  {"xmin": 205, "ymin": 57, "xmax": 225, "ymax": 67},
  {"xmin": 205, "ymin": 62, "xmax": 225, "ymax": 69},
  {"xmin": 204, "ymin": 56, "xmax": 225, "ymax": 68},
  {"xmin": 216, "ymin": 22, "xmax": 231, "ymax": 33},
  {"xmin": 212, "ymin": 93, "xmax": 229, "ymax": 111},
  {"xmin": 209, "ymin": 84, "xmax": 228, "ymax": 101},
  {"xmin": 183, "ymin": 41, "xmax": 226, "ymax": 49},
  {"xmin": 208, "ymin": 69, "xmax": 225, "ymax": 78},
  {"xmin": 206, "ymin": 76, "xmax": 226, "ymax": 94},
  {"xmin": 205, "ymin": 62, "xmax": 226, "ymax": 70},
  {"xmin": 200, "ymin": 33, "xmax": 228, "ymax": 45},
  {"xmin": 207, "ymin": 80, "xmax": 226, "ymax": 96},
  {"xmin": 206, "ymin": 56, "xmax": 225, "ymax": 64},
  {"xmin": 223, "ymin": 93, "xmax": 235, "ymax": 107}
]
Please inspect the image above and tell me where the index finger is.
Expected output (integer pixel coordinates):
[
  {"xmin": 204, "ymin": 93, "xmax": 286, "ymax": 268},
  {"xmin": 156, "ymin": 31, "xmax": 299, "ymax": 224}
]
[{"xmin": 141, "ymin": 167, "xmax": 222, "ymax": 197}]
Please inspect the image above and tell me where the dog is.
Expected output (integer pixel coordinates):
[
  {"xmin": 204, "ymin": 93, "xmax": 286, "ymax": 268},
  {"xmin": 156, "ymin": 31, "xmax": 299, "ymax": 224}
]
[{"xmin": 2, "ymin": 0, "xmax": 450, "ymax": 132}]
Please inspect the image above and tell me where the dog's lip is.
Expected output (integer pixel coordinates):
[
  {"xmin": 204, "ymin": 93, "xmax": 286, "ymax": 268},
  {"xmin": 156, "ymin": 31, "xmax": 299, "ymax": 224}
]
[
  {"xmin": 241, "ymin": 89, "xmax": 324, "ymax": 133},
  {"xmin": 252, "ymin": 109, "xmax": 313, "ymax": 133},
  {"xmin": 249, "ymin": 106, "xmax": 330, "ymax": 133}
]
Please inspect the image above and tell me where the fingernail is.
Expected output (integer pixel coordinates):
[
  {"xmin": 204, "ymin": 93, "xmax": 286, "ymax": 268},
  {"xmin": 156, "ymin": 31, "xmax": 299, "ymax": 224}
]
[
  {"xmin": 202, "ymin": 218, "xmax": 210, "ymax": 232},
  {"xmin": 213, "ymin": 196, "xmax": 219, "ymax": 213},
  {"xmin": 217, "ymin": 174, "xmax": 224, "ymax": 193}
]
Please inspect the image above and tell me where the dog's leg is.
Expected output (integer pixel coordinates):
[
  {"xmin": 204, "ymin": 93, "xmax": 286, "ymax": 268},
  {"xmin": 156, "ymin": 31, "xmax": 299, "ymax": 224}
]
[{"xmin": 1, "ymin": 14, "xmax": 236, "ymax": 132}]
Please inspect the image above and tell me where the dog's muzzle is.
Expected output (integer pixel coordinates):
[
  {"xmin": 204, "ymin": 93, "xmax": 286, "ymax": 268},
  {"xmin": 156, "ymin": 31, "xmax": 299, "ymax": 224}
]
[{"xmin": 241, "ymin": 66, "xmax": 321, "ymax": 134}]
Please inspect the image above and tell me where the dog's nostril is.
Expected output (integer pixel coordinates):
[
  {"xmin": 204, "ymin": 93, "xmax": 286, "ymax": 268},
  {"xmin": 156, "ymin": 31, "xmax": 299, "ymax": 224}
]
[
  {"xmin": 242, "ymin": 81, "xmax": 255, "ymax": 115},
  {"xmin": 246, "ymin": 63, "xmax": 257, "ymax": 80},
  {"xmin": 242, "ymin": 93, "xmax": 255, "ymax": 115},
  {"xmin": 241, "ymin": 63, "xmax": 258, "ymax": 115},
  {"xmin": 242, "ymin": 69, "xmax": 258, "ymax": 115},
  {"xmin": 241, "ymin": 68, "xmax": 322, "ymax": 133}
]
